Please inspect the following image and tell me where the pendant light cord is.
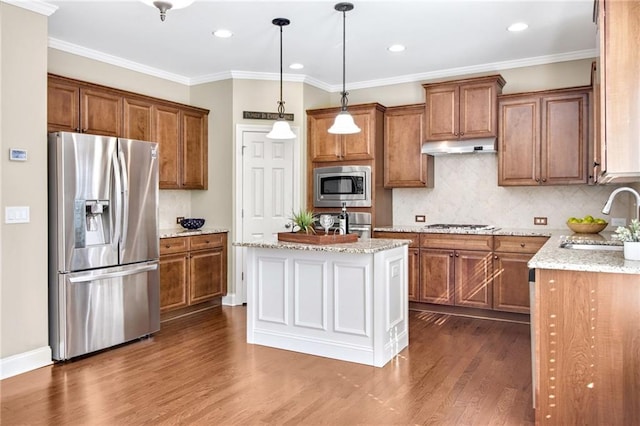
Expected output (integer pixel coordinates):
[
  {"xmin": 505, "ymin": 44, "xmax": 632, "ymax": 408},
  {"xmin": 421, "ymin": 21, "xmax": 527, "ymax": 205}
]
[
  {"xmin": 340, "ymin": 8, "xmax": 348, "ymax": 112},
  {"xmin": 277, "ymin": 23, "xmax": 285, "ymax": 118}
]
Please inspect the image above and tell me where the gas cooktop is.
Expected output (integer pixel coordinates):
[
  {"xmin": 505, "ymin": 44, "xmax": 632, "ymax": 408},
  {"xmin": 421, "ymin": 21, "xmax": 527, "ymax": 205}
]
[{"xmin": 423, "ymin": 224, "xmax": 498, "ymax": 230}]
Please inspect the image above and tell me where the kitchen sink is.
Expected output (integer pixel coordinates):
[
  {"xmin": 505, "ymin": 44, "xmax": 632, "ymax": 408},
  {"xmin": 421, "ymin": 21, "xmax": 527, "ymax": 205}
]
[{"xmin": 559, "ymin": 241, "xmax": 623, "ymax": 251}]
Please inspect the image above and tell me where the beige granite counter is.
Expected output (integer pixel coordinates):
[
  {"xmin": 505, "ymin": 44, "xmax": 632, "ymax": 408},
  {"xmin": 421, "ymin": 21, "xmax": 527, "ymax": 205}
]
[
  {"xmin": 234, "ymin": 238, "xmax": 410, "ymax": 254},
  {"xmin": 159, "ymin": 228, "xmax": 229, "ymax": 238}
]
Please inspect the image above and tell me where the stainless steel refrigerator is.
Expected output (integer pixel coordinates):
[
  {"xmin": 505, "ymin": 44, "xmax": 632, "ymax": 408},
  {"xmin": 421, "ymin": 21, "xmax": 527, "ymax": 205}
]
[{"xmin": 48, "ymin": 131, "xmax": 160, "ymax": 361}]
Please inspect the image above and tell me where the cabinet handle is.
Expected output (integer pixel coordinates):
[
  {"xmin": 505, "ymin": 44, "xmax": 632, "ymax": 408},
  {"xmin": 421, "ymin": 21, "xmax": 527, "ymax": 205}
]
[
  {"xmin": 449, "ymin": 252, "xmax": 454, "ymax": 257},
  {"xmin": 454, "ymin": 132, "xmax": 459, "ymax": 136},
  {"xmin": 165, "ymin": 244, "xmax": 171, "ymax": 248},
  {"xmin": 81, "ymin": 128, "xmax": 87, "ymax": 133},
  {"xmin": 205, "ymin": 240, "xmax": 210, "ymax": 244},
  {"xmin": 75, "ymin": 127, "xmax": 81, "ymax": 132},
  {"xmin": 454, "ymin": 252, "xmax": 459, "ymax": 257},
  {"xmin": 460, "ymin": 132, "xmax": 464, "ymax": 136},
  {"xmin": 542, "ymin": 178, "xmax": 547, "ymax": 183},
  {"xmin": 494, "ymin": 255, "xmax": 498, "ymax": 260},
  {"xmin": 593, "ymin": 161, "xmax": 601, "ymax": 167},
  {"xmin": 535, "ymin": 178, "xmax": 540, "ymax": 183}
]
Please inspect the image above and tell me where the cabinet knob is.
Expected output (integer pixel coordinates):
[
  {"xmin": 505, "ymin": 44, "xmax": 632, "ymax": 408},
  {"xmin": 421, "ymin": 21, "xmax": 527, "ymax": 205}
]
[
  {"xmin": 460, "ymin": 132, "xmax": 464, "ymax": 136},
  {"xmin": 454, "ymin": 252, "xmax": 459, "ymax": 257},
  {"xmin": 165, "ymin": 244, "xmax": 171, "ymax": 248},
  {"xmin": 494, "ymin": 255, "xmax": 498, "ymax": 260},
  {"xmin": 593, "ymin": 161, "xmax": 601, "ymax": 167},
  {"xmin": 81, "ymin": 128, "xmax": 87, "ymax": 133},
  {"xmin": 75, "ymin": 128, "xmax": 80, "ymax": 132},
  {"xmin": 449, "ymin": 252, "xmax": 454, "ymax": 257},
  {"xmin": 542, "ymin": 178, "xmax": 547, "ymax": 183},
  {"xmin": 205, "ymin": 240, "xmax": 210, "ymax": 244}
]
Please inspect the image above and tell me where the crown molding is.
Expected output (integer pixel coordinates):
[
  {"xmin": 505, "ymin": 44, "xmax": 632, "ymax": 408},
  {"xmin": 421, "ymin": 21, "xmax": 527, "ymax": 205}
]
[
  {"xmin": 48, "ymin": 38, "xmax": 191, "ymax": 85},
  {"xmin": 47, "ymin": 37, "xmax": 596, "ymax": 91}
]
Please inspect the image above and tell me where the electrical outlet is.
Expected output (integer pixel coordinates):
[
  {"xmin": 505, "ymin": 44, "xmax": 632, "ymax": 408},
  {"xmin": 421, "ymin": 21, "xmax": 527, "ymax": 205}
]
[
  {"xmin": 534, "ymin": 217, "xmax": 547, "ymax": 225},
  {"xmin": 415, "ymin": 215, "xmax": 426, "ymax": 223},
  {"xmin": 176, "ymin": 216, "xmax": 184, "ymax": 224},
  {"xmin": 611, "ymin": 218, "xmax": 626, "ymax": 227}
]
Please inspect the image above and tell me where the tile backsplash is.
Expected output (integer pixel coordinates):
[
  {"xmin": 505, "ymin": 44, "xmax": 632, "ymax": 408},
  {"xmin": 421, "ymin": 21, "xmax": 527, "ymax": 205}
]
[
  {"xmin": 392, "ymin": 155, "xmax": 631, "ymax": 230},
  {"xmin": 159, "ymin": 190, "xmax": 191, "ymax": 229}
]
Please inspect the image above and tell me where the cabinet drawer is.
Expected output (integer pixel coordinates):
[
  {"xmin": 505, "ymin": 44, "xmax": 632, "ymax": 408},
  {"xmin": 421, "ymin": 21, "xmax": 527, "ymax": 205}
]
[
  {"xmin": 420, "ymin": 234, "xmax": 493, "ymax": 251},
  {"xmin": 160, "ymin": 237, "xmax": 190, "ymax": 255},
  {"xmin": 494, "ymin": 236, "xmax": 548, "ymax": 254},
  {"xmin": 374, "ymin": 232, "xmax": 419, "ymax": 248},
  {"xmin": 190, "ymin": 233, "xmax": 226, "ymax": 251}
]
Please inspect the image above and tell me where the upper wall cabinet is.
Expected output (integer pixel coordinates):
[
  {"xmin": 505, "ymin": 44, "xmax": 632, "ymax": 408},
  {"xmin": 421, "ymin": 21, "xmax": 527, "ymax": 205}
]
[
  {"xmin": 422, "ymin": 75, "xmax": 506, "ymax": 142},
  {"xmin": 48, "ymin": 75, "xmax": 122, "ymax": 136},
  {"xmin": 47, "ymin": 74, "xmax": 209, "ymax": 190},
  {"xmin": 383, "ymin": 104, "xmax": 434, "ymax": 188},
  {"xmin": 498, "ymin": 87, "xmax": 590, "ymax": 186},
  {"xmin": 307, "ymin": 103, "xmax": 386, "ymax": 163},
  {"xmin": 592, "ymin": 0, "xmax": 640, "ymax": 184}
]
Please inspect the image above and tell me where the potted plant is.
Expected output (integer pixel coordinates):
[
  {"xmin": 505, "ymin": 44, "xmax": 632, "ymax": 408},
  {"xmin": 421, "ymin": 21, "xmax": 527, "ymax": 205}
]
[
  {"xmin": 613, "ymin": 219, "xmax": 640, "ymax": 260},
  {"xmin": 289, "ymin": 209, "xmax": 317, "ymax": 234}
]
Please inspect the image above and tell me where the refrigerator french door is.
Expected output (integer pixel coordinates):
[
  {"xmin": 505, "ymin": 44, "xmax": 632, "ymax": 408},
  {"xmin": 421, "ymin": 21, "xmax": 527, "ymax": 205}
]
[{"xmin": 48, "ymin": 132, "xmax": 160, "ymax": 361}]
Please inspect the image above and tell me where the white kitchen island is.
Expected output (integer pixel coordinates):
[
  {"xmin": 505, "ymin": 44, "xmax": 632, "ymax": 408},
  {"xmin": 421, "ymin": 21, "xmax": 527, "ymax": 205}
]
[{"xmin": 237, "ymin": 238, "xmax": 410, "ymax": 367}]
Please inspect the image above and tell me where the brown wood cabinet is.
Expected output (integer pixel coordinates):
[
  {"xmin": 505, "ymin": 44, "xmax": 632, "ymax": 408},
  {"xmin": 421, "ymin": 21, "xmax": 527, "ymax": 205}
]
[
  {"xmin": 493, "ymin": 235, "xmax": 548, "ymax": 314},
  {"xmin": 306, "ymin": 103, "xmax": 392, "ymax": 229},
  {"xmin": 420, "ymin": 234, "xmax": 493, "ymax": 308},
  {"xmin": 534, "ymin": 268, "xmax": 640, "ymax": 424},
  {"xmin": 48, "ymin": 74, "xmax": 209, "ymax": 190},
  {"xmin": 48, "ymin": 75, "xmax": 122, "ymax": 136},
  {"xmin": 498, "ymin": 87, "xmax": 590, "ymax": 186},
  {"xmin": 307, "ymin": 103, "xmax": 384, "ymax": 162},
  {"xmin": 383, "ymin": 104, "xmax": 434, "ymax": 188},
  {"xmin": 422, "ymin": 75, "xmax": 505, "ymax": 142},
  {"xmin": 592, "ymin": 0, "xmax": 640, "ymax": 184},
  {"xmin": 159, "ymin": 232, "xmax": 227, "ymax": 313}
]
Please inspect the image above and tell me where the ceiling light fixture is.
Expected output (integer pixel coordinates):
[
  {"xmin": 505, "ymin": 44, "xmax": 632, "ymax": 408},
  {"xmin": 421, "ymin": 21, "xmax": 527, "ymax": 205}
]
[
  {"xmin": 213, "ymin": 29, "xmax": 233, "ymax": 38},
  {"xmin": 266, "ymin": 18, "xmax": 296, "ymax": 140},
  {"xmin": 289, "ymin": 63, "xmax": 304, "ymax": 70},
  {"xmin": 328, "ymin": 2, "xmax": 360, "ymax": 135},
  {"xmin": 508, "ymin": 22, "xmax": 528, "ymax": 32},
  {"xmin": 142, "ymin": 0, "xmax": 194, "ymax": 22},
  {"xmin": 388, "ymin": 44, "xmax": 406, "ymax": 53}
]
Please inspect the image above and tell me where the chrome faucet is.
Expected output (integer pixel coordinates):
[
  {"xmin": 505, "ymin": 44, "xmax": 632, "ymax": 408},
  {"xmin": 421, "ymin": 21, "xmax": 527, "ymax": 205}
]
[{"xmin": 601, "ymin": 187, "xmax": 640, "ymax": 222}]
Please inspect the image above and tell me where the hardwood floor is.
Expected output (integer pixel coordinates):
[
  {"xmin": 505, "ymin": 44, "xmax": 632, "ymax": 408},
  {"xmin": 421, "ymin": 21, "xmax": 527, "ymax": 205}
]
[{"xmin": 1, "ymin": 307, "xmax": 535, "ymax": 425}]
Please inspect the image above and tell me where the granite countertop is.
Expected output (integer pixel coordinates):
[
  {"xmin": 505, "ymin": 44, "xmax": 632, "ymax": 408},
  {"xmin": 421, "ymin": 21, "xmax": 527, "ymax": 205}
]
[
  {"xmin": 160, "ymin": 228, "xmax": 229, "ymax": 238},
  {"xmin": 374, "ymin": 226, "xmax": 553, "ymax": 237},
  {"xmin": 234, "ymin": 238, "xmax": 411, "ymax": 254},
  {"xmin": 528, "ymin": 231, "xmax": 640, "ymax": 274}
]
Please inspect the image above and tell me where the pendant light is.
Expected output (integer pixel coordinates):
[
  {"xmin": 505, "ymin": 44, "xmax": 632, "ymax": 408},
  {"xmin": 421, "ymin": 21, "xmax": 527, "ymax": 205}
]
[
  {"xmin": 266, "ymin": 18, "xmax": 296, "ymax": 140},
  {"xmin": 141, "ymin": 0, "xmax": 195, "ymax": 22},
  {"xmin": 328, "ymin": 2, "xmax": 361, "ymax": 134}
]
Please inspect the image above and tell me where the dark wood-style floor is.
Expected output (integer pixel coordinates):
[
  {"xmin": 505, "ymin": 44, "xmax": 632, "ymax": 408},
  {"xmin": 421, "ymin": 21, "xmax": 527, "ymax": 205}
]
[{"xmin": 1, "ymin": 307, "xmax": 535, "ymax": 425}]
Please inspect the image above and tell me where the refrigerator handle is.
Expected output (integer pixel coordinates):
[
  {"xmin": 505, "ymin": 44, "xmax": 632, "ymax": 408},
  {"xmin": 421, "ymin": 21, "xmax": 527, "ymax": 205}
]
[
  {"xmin": 68, "ymin": 263, "xmax": 158, "ymax": 283},
  {"xmin": 118, "ymin": 148, "xmax": 129, "ymax": 246},
  {"xmin": 112, "ymin": 152, "xmax": 122, "ymax": 246}
]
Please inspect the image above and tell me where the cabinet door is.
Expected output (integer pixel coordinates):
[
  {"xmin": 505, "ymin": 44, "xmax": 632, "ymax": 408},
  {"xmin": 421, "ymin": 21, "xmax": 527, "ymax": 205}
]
[
  {"xmin": 159, "ymin": 253, "xmax": 189, "ymax": 312},
  {"xmin": 181, "ymin": 109, "xmax": 208, "ymax": 189},
  {"xmin": 123, "ymin": 97, "xmax": 154, "ymax": 141},
  {"xmin": 48, "ymin": 77, "xmax": 80, "ymax": 133},
  {"xmin": 454, "ymin": 250, "xmax": 493, "ymax": 309},
  {"xmin": 154, "ymin": 104, "xmax": 181, "ymax": 189},
  {"xmin": 189, "ymin": 248, "xmax": 225, "ymax": 303},
  {"xmin": 493, "ymin": 252, "xmax": 532, "ymax": 314},
  {"xmin": 424, "ymin": 84, "xmax": 459, "ymax": 141},
  {"xmin": 384, "ymin": 104, "xmax": 434, "ymax": 188},
  {"xmin": 541, "ymin": 92, "xmax": 589, "ymax": 185},
  {"xmin": 308, "ymin": 113, "xmax": 341, "ymax": 162},
  {"xmin": 459, "ymin": 81, "xmax": 499, "ymax": 139},
  {"xmin": 341, "ymin": 110, "xmax": 374, "ymax": 161},
  {"xmin": 419, "ymin": 249, "xmax": 454, "ymax": 305},
  {"xmin": 498, "ymin": 96, "xmax": 540, "ymax": 186},
  {"xmin": 408, "ymin": 248, "xmax": 420, "ymax": 302},
  {"xmin": 80, "ymin": 87, "xmax": 122, "ymax": 136}
]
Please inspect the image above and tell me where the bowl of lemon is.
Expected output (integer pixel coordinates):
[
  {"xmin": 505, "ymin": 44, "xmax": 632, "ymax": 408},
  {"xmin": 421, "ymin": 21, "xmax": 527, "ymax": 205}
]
[{"xmin": 566, "ymin": 215, "xmax": 608, "ymax": 234}]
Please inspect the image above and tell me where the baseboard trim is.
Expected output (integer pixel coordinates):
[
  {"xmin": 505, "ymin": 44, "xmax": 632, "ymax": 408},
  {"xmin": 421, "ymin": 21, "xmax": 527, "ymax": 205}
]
[
  {"xmin": 222, "ymin": 292, "xmax": 243, "ymax": 306},
  {"xmin": 1, "ymin": 346, "xmax": 52, "ymax": 380}
]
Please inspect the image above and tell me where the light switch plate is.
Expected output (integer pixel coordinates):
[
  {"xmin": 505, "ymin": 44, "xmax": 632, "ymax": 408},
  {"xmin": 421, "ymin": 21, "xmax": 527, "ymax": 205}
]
[{"xmin": 5, "ymin": 206, "xmax": 30, "ymax": 224}]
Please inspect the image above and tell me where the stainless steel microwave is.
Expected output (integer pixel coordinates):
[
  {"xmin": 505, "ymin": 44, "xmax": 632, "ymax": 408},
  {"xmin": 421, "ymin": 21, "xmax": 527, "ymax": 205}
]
[{"xmin": 313, "ymin": 165, "xmax": 371, "ymax": 208}]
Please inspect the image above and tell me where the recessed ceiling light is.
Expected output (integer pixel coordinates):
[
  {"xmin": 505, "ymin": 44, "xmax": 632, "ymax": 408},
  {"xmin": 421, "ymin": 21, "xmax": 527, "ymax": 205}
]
[
  {"xmin": 388, "ymin": 44, "xmax": 406, "ymax": 53},
  {"xmin": 507, "ymin": 22, "xmax": 528, "ymax": 32},
  {"xmin": 213, "ymin": 29, "xmax": 233, "ymax": 38},
  {"xmin": 289, "ymin": 63, "xmax": 304, "ymax": 70}
]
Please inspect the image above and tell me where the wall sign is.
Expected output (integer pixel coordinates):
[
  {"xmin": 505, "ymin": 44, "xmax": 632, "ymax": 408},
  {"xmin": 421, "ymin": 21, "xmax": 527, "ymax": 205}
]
[{"xmin": 243, "ymin": 111, "xmax": 294, "ymax": 121}]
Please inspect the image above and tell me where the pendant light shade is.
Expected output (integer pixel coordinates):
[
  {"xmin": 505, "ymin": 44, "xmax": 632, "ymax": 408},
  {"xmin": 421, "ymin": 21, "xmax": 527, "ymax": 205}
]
[
  {"xmin": 267, "ymin": 18, "xmax": 296, "ymax": 140},
  {"xmin": 141, "ymin": 0, "xmax": 194, "ymax": 21},
  {"xmin": 328, "ymin": 2, "xmax": 360, "ymax": 135}
]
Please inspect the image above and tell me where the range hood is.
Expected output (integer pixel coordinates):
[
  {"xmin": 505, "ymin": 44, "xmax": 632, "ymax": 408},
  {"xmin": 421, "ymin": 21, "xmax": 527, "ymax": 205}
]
[{"xmin": 421, "ymin": 138, "xmax": 497, "ymax": 155}]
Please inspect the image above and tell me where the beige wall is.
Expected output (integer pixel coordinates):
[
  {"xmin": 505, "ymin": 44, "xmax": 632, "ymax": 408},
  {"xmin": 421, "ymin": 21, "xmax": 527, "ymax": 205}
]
[{"xmin": 1, "ymin": 4, "xmax": 49, "ymax": 359}]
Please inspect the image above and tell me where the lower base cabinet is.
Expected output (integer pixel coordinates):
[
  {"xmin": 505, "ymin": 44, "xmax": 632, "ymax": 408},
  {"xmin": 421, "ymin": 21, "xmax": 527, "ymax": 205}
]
[
  {"xmin": 159, "ymin": 232, "xmax": 227, "ymax": 313},
  {"xmin": 374, "ymin": 231, "xmax": 548, "ymax": 314}
]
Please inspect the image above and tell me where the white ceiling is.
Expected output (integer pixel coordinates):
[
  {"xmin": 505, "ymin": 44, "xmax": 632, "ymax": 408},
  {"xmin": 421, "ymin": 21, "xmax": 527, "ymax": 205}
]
[{"xmin": 43, "ymin": 0, "xmax": 597, "ymax": 91}]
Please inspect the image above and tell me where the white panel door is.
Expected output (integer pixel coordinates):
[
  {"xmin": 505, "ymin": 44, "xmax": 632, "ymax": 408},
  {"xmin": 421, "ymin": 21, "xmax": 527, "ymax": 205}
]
[{"xmin": 242, "ymin": 131, "xmax": 295, "ymax": 242}]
